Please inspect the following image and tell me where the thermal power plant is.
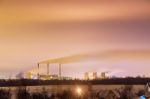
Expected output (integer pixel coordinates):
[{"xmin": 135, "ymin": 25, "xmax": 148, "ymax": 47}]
[
  {"xmin": 16, "ymin": 72, "xmax": 24, "ymax": 79},
  {"xmin": 25, "ymin": 72, "xmax": 31, "ymax": 79},
  {"xmin": 39, "ymin": 74, "xmax": 59, "ymax": 80},
  {"xmin": 84, "ymin": 71, "xmax": 110, "ymax": 80},
  {"xmin": 93, "ymin": 72, "xmax": 97, "ymax": 80},
  {"xmin": 100, "ymin": 71, "xmax": 109, "ymax": 79},
  {"xmin": 101, "ymin": 72, "xmax": 106, "ymax": 79},
  {"xmin": 84, "ymin": 72, "xmax": 98, "ymax": 80},
  {"xmin": 84, "ymin": 72, "xmax": 89, "ymax": 80}
]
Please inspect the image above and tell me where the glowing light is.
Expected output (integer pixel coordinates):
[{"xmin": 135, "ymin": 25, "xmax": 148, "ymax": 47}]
[{"xmin": 76, "ymin": 87, "xmax": 82, "ymax": 95}]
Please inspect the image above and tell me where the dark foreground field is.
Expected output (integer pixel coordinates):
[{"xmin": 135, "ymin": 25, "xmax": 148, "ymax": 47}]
[
  {"xmin": 0, "ymin": 78, "xmax": 149, "ymax": 99},
  {"xmin": 0, "ymin": 85, "xmax": 145, "ymax": 99}
]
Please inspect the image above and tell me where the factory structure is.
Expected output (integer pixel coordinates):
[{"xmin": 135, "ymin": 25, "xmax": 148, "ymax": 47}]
[
  {"xmin": 17, "ymin": 69, "xmax": 110, "ymax": 80},
  {"xmin": 16, "ymin": 63, "xmax": 72, "ymax": 80},
  {"xmin": 84, "ymin": 71, "xmax": 110, "ymax": 80},
  {"xmin": 16, "ymin": 55, "xmax": 111, "ymax": 80}
]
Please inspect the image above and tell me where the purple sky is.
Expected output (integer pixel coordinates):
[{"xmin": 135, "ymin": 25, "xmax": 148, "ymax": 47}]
[{"xmin": 0, "ymin": 0, "xmax": 150, "ymax": 78}]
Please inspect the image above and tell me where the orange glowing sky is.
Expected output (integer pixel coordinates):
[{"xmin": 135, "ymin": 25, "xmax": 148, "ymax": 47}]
[{"xmin": 0, "ymin": 0, "xmax": 150, "ymax": 78}]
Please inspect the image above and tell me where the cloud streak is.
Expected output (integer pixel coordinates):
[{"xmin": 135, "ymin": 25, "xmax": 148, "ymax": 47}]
[
  {"xmin": 39, "ymin": 50, "xmax": 150, "ymax": 64},
  {"xmin": 0, "ymin": 0, "xmax": 149, "ymax": 27}
]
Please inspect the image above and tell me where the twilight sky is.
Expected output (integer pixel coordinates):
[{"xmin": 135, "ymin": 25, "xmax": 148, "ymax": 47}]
[{"xmin": 0, "ymin": 0, "xmax": 150, "ymax": 78}]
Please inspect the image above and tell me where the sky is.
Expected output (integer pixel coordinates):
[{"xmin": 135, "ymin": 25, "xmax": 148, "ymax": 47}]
[{"xmin": 0, "ymin": 0, "xmax": 150, "ymax": 79}]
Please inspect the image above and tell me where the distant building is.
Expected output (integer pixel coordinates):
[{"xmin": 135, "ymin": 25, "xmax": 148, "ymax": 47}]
[
  {"xmin": 84, "ymin": 72, "xmax": 109, "ymax": 80},
  {"xmin": 100, "ymin": 72, "xmax": 109, "ymax": 79},
  {"xmin": 25, "ymin": 72, "xmax": 31, "ymax": 79},
  {"xmin": 92, "ymin": 72, "xmax": 97, "ymax": 80},
  {"xmin": 84, "ymin": 72, "xmax": 98, "ymax": 80},
  {"xmin": 84, "ymin": 72, "xmax": 89, "ymax": 80},
  {"xmin": 16, "ymin": 72, "xmax": 24, "ymax": 79},
  {"xmin": 39, "ymin": 74, "xmax": 59, "ymax": 80}
]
